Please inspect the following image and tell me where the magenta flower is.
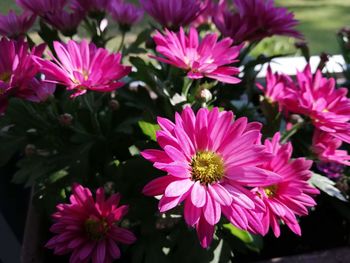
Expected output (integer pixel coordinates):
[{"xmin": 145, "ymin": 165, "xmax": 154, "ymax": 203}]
[
  {"xmin": 312, "ymin": 129, "xmax": 350, "ymax": 166},
  {"xmin": 140, "ymin": 0, "xmax": 202, "ymax": 30},
  {"xmin": 253, "ymin": 133, "xmax": 319, "ymax": 237},
  {"xmin": 0, "ymin": 10, "xmax": 36, "ymax": 38},
  {"xmin": 283, "ymin": 66, "xmax": 350, "ymax": 144},
  {"xmin": 214, "ymin": 0, "xmax": 302, "ymax": 44},
  {"xmin": 0, "ymin": 38, "xmax": 47, "ymax": 113},
  {"xmin": 151, "ymin": 27, "xmax": 242, "ymax": 84},
  {"xmin": 44, "ymin": 9, "xmax": 84, "ymax": 36},
  {"xmin": 108, "ymin": 0, "xmax": 144, "ymax": 31},
  {"xmin": 16, "ymin": 0, "xmax": 67, "ymax": 16},
  {"xmin": 46, "ymin": 184, "xmax": 136, "ymax": 263},
  {"xmin": 257, "ymin": 66, "xmax": 292, "ymax": 105},
  {"xmin": 34, "ymin": 40, "xmax": 132, "ymax": 97},
  {"xmin": 71, "ymin": 0, "xmax": 108, "ymax": 14},
  {"xmin": 142, "ymin": 107, "xmax": 281, "ymax": 247},
  {"xmin": 316, "ymin": 162, "xmax": 344, "ymax": 180}
]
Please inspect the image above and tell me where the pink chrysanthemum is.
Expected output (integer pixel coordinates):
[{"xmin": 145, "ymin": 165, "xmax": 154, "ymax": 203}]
[
  {"xmin": 253, "ymin": 133, "xmax": 319, "ymax": 237},
  {"xmin": 140, "ymin": 0, "xmax": 202, "ymax": 30},
  {"xmin": 257, "ymin": 66, "xmax": 292, "ymax": 105},
  {"xmin": 16, "ymin": 0, "xmax": 67, "ymax": 16},
  {"xmin": 214, "ymin": 0, "xmax": 302, "ymax": 44},
  {"xmin": 312, "ymin": 129, "xmax": 350, "ymax": 166},
  {"xmin": 46, "ymin": 184, "xmax": 136, "ymax": 263},
  {"xmin": 0, "ymin": 38, "xmax": 49, "ymax": 113},
  {"xmin": 283, "ymin": 65, "xmax": 350, "ymax": 144},
  {"xmin": 108, "ymin": 0, "xmax": 144, "ymax": 31},
  {"xmin": 151, "ymin": 27, "xmax": 242, "ymax": 84},
  {"xmin": 142, "ymin": 107, "xmax": 281, "ymax": 247},
  {"xmin": 0, "ymin": 10, "xmax": 36, "ymax": 38},
  {"xmin": 34, "ymin": 40, "xmax": 131, "ymax": 98}
]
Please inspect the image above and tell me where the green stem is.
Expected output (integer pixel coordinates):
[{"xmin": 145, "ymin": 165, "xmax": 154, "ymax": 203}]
[
  {"xmin": 280, "ymin": 121, "xmax": 305, "ymax": 144},
  {"xmin": 117, "ymin": 31, "xmax": 126, "ymax": 52}
]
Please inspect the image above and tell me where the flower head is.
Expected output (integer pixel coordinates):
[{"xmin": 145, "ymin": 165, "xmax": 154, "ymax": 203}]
[
  {"xmin": 253, "ymin": 133, "xmax": 319, "ymax": 237},
  {"xmin": 0, "ymin": 38, "xmax": 48, "ymax": 113},
  {"xmin": 151, "ymin": 27, "xmax": 242, "ymax": 84},
  {"xmin": 16, "ymin": 0, "xmax": 67, "ymax": 16},
  {"xmin": 283, "ymin": 65, "xmax": 350, "ymax": 144},
  {"xmin": 142, "ymin": 107, "xmax": 281, "ymax": 247},
  {"xmin": 44, "ymin": 9, "xmax": 84, "ymax": 36},
  {"xmin": 46, "ymin": 184, "xmax": 136, "ymax": 263},
  {"xmin": 0, "ymin": 10, "xmax": 36, "ymax": 38},
  {"xmin": 34, "ymin": 40, "xmax": 131, "ymax": 97},
  {"xmin": 108, "ymin": 0, "xmax": 143, "ymax": 31},
  {"xmin": 214, "ymin": 0, "xmax": 302, "ymax": 44},
  {"xmin": 312, "ymin": 129, "xmax": 350, "ymax": 166},
  {"xmin": 316, "ymin": 162, "xmax": 344, "ymax": 180},
  {"xmin": 71, "ymin": 0, "xmax": 109, "ymax": 14},
  {"xmin": 140, "ymin": 0, "xmax": 202, "ymax": 30}
]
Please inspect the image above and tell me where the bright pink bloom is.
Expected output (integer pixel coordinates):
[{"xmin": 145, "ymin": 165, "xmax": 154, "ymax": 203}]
[
  {"xmin": 140, "ymin": 0, "xmax": 202, "ymax": 30},
  {"xmin": 0, "ymin": 38, "xmax": 48, "ymax": 113},
  {"xmin": 257, "ymin": 66, "xmax": 292, "ymax": 105},
  {"xmin": 312, "ymin": 129, "xmax": 350, "ymax": 166},
  {"xmin": 71, "ymin": 0, "xmax": 108, "ymax": 14},
  {"xmin": 0, "ymin": 10, "xmax": 36, "ymax": 38},
  {"xmin": 46, "ymin": 184, "xmax": 136, "ymax": 263},
  {"xmin": 34, "ymin": 40, "xmax": 131, "ymax": 97},
  {"xmin": 253, "ymin": 133, "xmax": 319, "ymax": 237},
  {"xmin": 142, "ymin": 107, "xmax": 281, "ymax": 247},
  {"xmin": 16, "ymin": 0, "xmax": 67, "ymax": 16},
  {"xmin": 214, "ymin": 0, "xmax": 302, "ymax": 44},
  {"xmin": 108, "ymin": 0, "xmax": 144, "ymax": 30},
  {"xmin": 151, "ymin": 27, "xmax": 242, "ymax": 84},
  {"xmin": 44, "ymin": 9, "xmax": 84, "ymax": 36},
  {"xmin": 283, "ymin": 66, "xmax": 350, "ymax": 144}
]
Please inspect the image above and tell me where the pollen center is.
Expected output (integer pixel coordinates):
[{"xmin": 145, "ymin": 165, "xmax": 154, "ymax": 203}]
[
  {"xmin": 191, "ymin": 151, "xmax": 225, "ymax": 184},
  {"xmin": 0, "ymin": 72, "xmax": 11, "ymax": 83},
  {"xmin": 264, "ymin": 185, "xmax": 278, "ymax": 198},
  {"xmin": 84, "ymin": 217, "xmax": 109, "ymax": 241}
]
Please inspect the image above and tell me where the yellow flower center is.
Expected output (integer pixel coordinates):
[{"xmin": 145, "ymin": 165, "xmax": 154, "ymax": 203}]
[
  {"xmin": 0, "ymin": 72, "xmax": 11, "ymax": 83},
  {"xmin": 84, "ymin": 217, "xmax": 110, "ymax": 241},
  {"xmin": 191, "ymin": 151, "xmax": 225, "ymax": 184},
  {"xmin": 264, "ymin": 185, "xmax": 278, "ymax": 198}
]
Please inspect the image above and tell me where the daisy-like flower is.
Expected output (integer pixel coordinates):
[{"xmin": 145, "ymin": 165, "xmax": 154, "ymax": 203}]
[
  {"xmin": 283, "ymin": 65, "xmax": 350, "ymax": 144},
  {"xmin": 142, "ymin": 107, "xmax": 281, "ymax": 247},
  {"xmin": 34, "ymin": 40, "xmax": 132, "ymax": 97},
  {"xmin": 108, "ymin": 0, "xmax": 144, "ymax": 31},
  {"xmin": 71, "ymin": 0, "xmax": 109, "ymax": 14},
  {"xmin": 16, "ymin": 0, "xmax": 67, "ymax": 16},
  {"xmin": 44, "ymin": 9, "xmax": 84, "ymax": 36},
  {"xmin": 151, "ymin": 27, "xmax": 242, "ymax": 84},
  {"xmin": 253, "ymin": 133, "xmax": 319, "ymax": 237},
  {"xmin": 140, "ymin": 0, "xmax": 202, "ymax": 30},
  {"xmin": 0, "ymin": 10, "xmax": 36, "ymax": 38},
  {"xmin": 312, "ymin": 129, "xmax": 350, "ymax": 166},
  {"xmin": 0, "ymin": 38, "xmax": 48, "ymax": 113},
  {"xmin": 46, "ymin": 184, "xmax": 136, "ymax": 263},
  {"xmin": 257, "ymin": 66, "xmax": 292, "ymax": 106},
  {"xmin": 214, "ymin": 0, "xmax": 302, "ymax": 44}
]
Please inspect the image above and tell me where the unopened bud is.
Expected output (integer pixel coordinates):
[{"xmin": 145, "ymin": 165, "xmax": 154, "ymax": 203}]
[
  {"xmin": 58, "ymin": 113, "xmax": 73, "ymax": 127},
  {"xmin": 25, "ymin": 144, "xmax": 36, "ymax": 156},
  {"xmin": 196, "ymin": 88, "xmax": 212, "ymax": 103},
  {"xmin": 109, "ymin": 100, "xmax": 120, "ymax": 111}
]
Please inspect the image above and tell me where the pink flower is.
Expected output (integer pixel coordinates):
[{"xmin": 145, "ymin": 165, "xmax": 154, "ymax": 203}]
[
  {"xmin": 142, "ymin": 107, "xmax": 281, "ymax": 247},
  {"xmin": 253, "ymin": 133, "xmax": 319, "ymax": 237},
  {"xmin": 44, "ymin": 8, "xmax": 84, "ymax": 36},
  {"xmin": 283, "ymin": 65, "xmax": 350, "ymax": 144},
  {"xmin": 0, "ymin": 10, "xmax": 36, "ymax": 38},
  {"xmin": 108, "ymin": 0, "xmax": 144, "ymax": 31},
  {"xmin": 34, "ymin": 40, "xmax": 132, "ymax": 97},
  {"xmin": 214, "ymin": 0, "xmax": 302, "ymax": 44},
  {"xmin": 46, "ymin": 184, "xmax": 136, "ymax": 263},
  {"xmin": 316, "ymin": 162, "xmax": 344, "ymax": 180},
  {"xmin": 151, "ymin": 27, "xmax": 242, "ymax": 84},
  {"xmin": 71, "ymin": 0, "xmax": 109, "ymax": 14},
  {"xmin": 140, "ymin": 0, "xmax": 203, "ymax": 30},
  {"xmin": 0, "ymin": 38, "xmax": 47, "ymax": 113},
  {"xmin": 16, "ymin": 0, "xmax": 67, "ymax": 16},
  {"xmin": 312, "ymin": 129, "xmax": 350, "ymax": 166},
  {"xmin": 191, "ymin": 0, "xmax": 220, "ymax": 27},
  {"xmin": 257, "ymin": 66, "xmax": 293, "ymax": 105}
]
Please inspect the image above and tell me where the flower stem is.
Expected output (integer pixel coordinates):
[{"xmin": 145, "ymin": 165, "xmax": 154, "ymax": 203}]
[
  {"xmin": 280, "ymin": 121, "xmax": 305, "ymax": 144},
  {"xmin": 117, "ymin": 31, "xmax": 126, "ymax": 52}
]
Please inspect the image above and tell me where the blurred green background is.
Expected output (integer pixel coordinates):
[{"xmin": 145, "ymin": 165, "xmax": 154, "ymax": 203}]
[{"xmin": 1, "ymin": 0, "xmax": 350, "ymax": 55}]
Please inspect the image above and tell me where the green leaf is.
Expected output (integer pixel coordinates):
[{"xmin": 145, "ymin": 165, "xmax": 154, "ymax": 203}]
[
  {"xmin": 223, "ymin": 223, "xmax": 253, "ymax": 243},
  {"xmin": 138, "ymin": 121, "xmax": 160, "ymax": 141}
]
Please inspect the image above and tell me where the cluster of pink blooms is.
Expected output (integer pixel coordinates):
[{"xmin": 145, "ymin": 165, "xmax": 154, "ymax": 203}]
[
  {"xmin": 151, "ymin": 27, "xmax": 241, "ymax": 84},
  {"xmin": 0, "ymin": 38, "xmax": 55, "ymax": 113},
  {"xmin": 47, "ymin": 184, "xmax": 136, "ymax": 263},
  {"xmin": 259, "ymin": 65, "xmax": 350, "ymax": 178},
  {"xmin": 142, "ymin": 107, "xmax": 319, "ymax": 247},
  {"xmin": 34, "ymin": 40, "xmax": 132, "ymax": 98}
]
